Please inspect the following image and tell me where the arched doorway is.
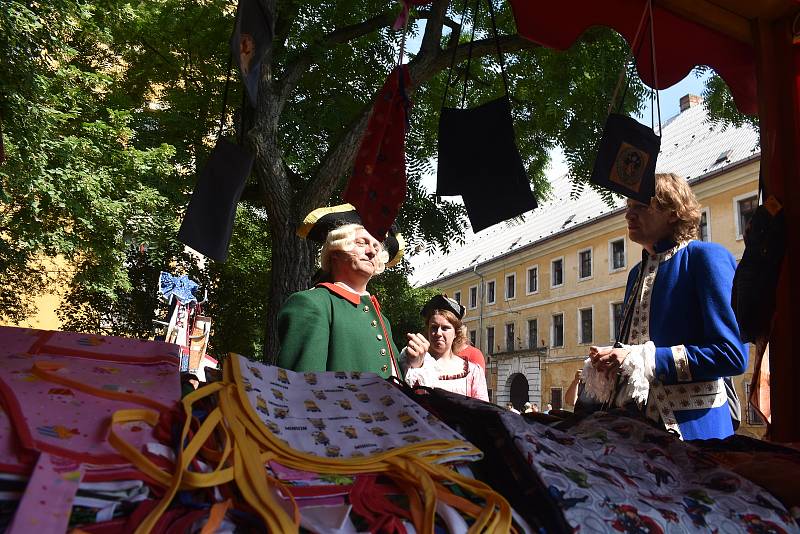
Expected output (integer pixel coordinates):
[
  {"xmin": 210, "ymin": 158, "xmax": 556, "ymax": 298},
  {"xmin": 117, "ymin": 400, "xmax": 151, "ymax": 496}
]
[{"xmin": 508, "ymin": 373, "xmax": 529, "ymax": 411}]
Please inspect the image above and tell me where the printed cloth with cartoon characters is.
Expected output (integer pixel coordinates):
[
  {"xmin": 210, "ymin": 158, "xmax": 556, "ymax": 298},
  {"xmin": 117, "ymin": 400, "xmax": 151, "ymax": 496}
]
[
  {"xmin": 504, "ymin": 411, "xmax": 799, "ymax": 533},
  {"xmin": 233, "ymin": 353, "xmax": 481, "ymax": 462}
]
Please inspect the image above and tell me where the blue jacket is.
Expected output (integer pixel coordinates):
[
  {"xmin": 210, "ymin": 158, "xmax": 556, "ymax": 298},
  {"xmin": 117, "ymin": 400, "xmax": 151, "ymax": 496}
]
[{"xmin": 625, "ymin": 240, "xmax": 747, "ymax": 440}]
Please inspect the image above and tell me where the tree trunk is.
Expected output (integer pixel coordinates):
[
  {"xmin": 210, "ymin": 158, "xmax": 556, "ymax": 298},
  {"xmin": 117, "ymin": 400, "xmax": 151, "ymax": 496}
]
[
  {"xmin": 250, "ymin": 0, "xmax": 539, "ymax": 363},
  {"xmin": 262, "ymin": 220, "xmax": 314, "ymax": 362}
]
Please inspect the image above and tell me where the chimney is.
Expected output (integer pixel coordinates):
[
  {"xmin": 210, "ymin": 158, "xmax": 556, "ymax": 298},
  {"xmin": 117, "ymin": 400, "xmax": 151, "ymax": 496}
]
[{"xmin": 679, "ymin": 94, "xmax": 702, "ymax": 112}]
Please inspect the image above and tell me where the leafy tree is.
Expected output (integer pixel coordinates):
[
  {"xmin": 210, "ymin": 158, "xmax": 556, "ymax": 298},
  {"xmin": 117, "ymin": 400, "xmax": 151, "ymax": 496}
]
[
  {"xmin": 202, "ymin": 205, "xmax": 272, "ymax": 360},
  {"xmin": 0, "ymin": 2, "xmax": 186, "ymax": 328},
  {"xmin": 701, "ymin": 70, "xmax": 759, "ymax": 131},
  {"xmin": 2, "ymin": 0, "xmax": 659, "ymax": 361},
  {"xmin": 243, "ymin": 0, "xmax": 649, "ymax": 360}
]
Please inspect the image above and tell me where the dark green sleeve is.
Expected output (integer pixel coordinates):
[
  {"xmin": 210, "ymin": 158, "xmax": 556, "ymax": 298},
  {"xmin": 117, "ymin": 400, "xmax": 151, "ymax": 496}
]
[{"xmin": 276, "ymin": 290, "xmax": 331, "ymax": 372}]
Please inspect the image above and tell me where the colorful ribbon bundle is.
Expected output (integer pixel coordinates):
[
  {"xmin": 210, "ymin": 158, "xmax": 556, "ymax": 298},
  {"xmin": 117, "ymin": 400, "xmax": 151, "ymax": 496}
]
[{"xmin": 107, "ymin": 354, "xmax": 512, "ymax": 533}]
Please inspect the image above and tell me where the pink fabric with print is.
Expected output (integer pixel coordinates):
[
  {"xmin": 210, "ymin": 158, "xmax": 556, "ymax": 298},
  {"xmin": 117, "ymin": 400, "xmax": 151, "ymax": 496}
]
[{"xmin": 0, "ymin": 326, "xmax": 181, "ymax": 467}]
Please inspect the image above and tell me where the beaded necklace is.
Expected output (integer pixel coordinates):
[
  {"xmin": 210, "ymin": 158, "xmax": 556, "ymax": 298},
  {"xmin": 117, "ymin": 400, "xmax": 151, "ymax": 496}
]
[{"xmin": 437, "ymin": 357, "xmax": 469, "ymax": 381}]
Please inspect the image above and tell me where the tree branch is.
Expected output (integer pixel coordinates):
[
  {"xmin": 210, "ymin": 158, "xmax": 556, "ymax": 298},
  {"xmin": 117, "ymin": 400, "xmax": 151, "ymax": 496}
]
[
  {"xmin": 407, "ymin": 35, "xmax": 541, "ymax": 88},
  {"xmin": 418, "ymin": 0, "xmax": 450, "ymax": 54},
  {"xmin": 415, "ymin": 10, "xmax": 459, "ymax": 33},
  {"xmin": 275, "ymin": 0, "xmax": 458, "ymax": 118},
  {"xmin": 276, "ymin": 11, "xmax": 397, "ymax": 112}
]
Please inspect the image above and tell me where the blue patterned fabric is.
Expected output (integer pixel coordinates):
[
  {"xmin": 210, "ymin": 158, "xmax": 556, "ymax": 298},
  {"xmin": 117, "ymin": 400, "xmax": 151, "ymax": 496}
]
[
  {"xmin": 625, "ymin": 240, "xmax": 747, "ymax": 440},
  {"xmin": 158, "ymin": 271, "xmax": 199, "ymax": 304}
]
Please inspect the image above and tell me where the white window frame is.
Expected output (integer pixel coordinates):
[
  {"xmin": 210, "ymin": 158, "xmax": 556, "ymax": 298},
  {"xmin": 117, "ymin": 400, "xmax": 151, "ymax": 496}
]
[
  {"xmin": 608, "ymin": 236, "xmax": 627, "ymax": 273},
  {"xmin": 505, "ymin": 322, "xmax": 516, "ymax": 352},
  {"xmin": 733, "ymin": 190, "xmax": 759, "ymax": 240},
  {"xmin": 577, "ymin": 247, "xmax": 593, "ymax": 281},
  {"xmin": 505, "ymin": 273, "xmax": 516, "ymax": 301},
  {"xmin": 453, "ymin": 290, "xmax": 461, "ymax": 306},
  {"xmin": 551, "ymin": 256, "xmax": 565, "ymax": 289},
  {"xmin": 485, "ymin": 279, "xmax": 496, "ymax": 305},
  {"xmin": 468, "ymin": 285, "xmax": 478, "ymax": 310},
  {"xmin": 526, "ymin": 264, "xmax": 539, "ymax": 295},
  {"xmin": 577, "ymin": 306, "xmax": 594, "ymax": 345},
  {"xmin": 698, "ymin": 207, "xmax": 712, "ymax": 242},
  {"xmin": 551, "ymin": 312, "xmax": 565, "ymax": 348},
  {"xmin": 609, "ymin": 301, "xmax": 624, "ymax": 342}
]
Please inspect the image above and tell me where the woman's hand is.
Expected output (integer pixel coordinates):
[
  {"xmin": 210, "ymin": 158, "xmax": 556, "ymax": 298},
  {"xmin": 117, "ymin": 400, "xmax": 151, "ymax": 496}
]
[{"xmin": 405, "ymin": 333, "xmax": 430, "ymax": 368}]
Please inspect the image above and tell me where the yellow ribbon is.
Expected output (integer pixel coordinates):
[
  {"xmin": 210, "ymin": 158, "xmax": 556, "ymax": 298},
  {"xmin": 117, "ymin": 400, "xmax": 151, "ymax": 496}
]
[{"xmin": 104, "ymin": 354, "xmax": 512, "ymax": 533}]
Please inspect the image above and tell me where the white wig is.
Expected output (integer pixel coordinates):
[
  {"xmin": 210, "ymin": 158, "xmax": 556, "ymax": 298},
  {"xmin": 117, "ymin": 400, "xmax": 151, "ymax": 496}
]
[{"xmin": 320, "ymin": 223, "xmax": 389, "ymax": 275}]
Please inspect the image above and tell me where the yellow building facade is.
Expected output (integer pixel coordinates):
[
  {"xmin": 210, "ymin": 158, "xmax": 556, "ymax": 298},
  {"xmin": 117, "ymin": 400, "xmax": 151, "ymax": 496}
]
[
  {"xmin": 1, "ymin": 256, "xmax": 67, "ymax": 331},
  {"xmin": 412, "ymin": 96, "xmax": 766, "ymax": 438}
]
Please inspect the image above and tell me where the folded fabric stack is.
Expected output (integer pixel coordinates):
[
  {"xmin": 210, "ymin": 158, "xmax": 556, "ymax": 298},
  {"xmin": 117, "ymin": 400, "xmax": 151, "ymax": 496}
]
[
  {"xmin": 110, "ymin": 354, "xmax": 511, "ymax": 533},
  {"xmin": 404, "ymin": 387, "xmax": 800, "ymax": 533},
  {"xmin": 1, "ymin": 324, "xmax": 797, "ymax": 533},
  {"xmin": 0, "ymin": 326, "xmax": 182, "ymax": 533}
]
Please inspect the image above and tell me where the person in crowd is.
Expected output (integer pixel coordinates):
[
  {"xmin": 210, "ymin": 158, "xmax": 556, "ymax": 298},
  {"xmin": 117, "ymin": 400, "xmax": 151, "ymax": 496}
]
[
  {"xmin": 506, "ymin": 402, "xmax": 520, "ymax": 414},
  {"xmin": 523, "ymin": 402, "xmax": 533, "ymax": 413},
  {"xmin": 545, "ymin": 403, "xmax": 553, "ymax": 414},
  {"xmin": 401, "ymin": 294, "xmax": 489, "ymax": 401},
  {"xmin": 564, "ymin": 369, "xmax": 583, "ymax": 407},
  {"xmin": 277, "ymin": 204, "xmax": 404, "ymax": 378},
  {"xmin": 582, "ymin": 173, "xmax": 747, "ymax": 440}
]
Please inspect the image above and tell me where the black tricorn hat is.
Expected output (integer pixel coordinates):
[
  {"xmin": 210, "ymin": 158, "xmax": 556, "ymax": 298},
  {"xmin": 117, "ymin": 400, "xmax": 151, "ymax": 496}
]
[
  {"xmin": 297, "ymin": 203, "xmax": 404, "ymax": 268},
  {"xmin": 421, "ymin": 294, "xmax": 465, "ymax": 320}
]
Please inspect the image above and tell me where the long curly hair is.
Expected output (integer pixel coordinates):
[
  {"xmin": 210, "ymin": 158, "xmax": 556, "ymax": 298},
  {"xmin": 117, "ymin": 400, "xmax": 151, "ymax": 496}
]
[
  {"xmin": 653, "ymin": 173, "xmax": 701, "ymax": 243},
  {"xmin": 320, "ymin": 223, "xmax": 388, "ymax": 274}
]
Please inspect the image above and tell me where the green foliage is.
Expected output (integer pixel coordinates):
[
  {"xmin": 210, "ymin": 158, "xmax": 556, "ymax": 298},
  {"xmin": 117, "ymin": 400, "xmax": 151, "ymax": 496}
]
[
  {"xmin": 1, "ymin": 0, "xmax": 656, "ymax": 355},
  {"xmin": 202, "ymin": 206, "xmax": 272, "ymax": 360},
  {"xmin": 369, "ymin": 263, "xmax": 439, "ymax": 350},
  {"xmin": 701, "ymin": 70, "xmax": 759, "ymax": 131}
]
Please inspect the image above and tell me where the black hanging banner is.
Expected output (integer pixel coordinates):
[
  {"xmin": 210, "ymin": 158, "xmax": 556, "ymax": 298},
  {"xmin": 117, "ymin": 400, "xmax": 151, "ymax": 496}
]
[
  {"xmin": 436, "ymin": 0, "xmax": 537, "ymax": 231},
  {"xmin": 231, "ymin": 0, "xmax": 273, "ymax": 108},
  {"xmin": 440, "ymin": 97, "xmax": 538, "ymax": 232},
  {"xmin": 589, "ymin": 113, "xmax": 660, "ymax": 204},
  {"xmin": 177, "ymin": 139, "xmax": 254, "ymax": 262},
  {"xmin": 178, "ymin": 27, "xmax": 255, "ymax": 263},
  {"xmin": 589, "ymin": 0, "xmax": 662, "ymax": 204}
]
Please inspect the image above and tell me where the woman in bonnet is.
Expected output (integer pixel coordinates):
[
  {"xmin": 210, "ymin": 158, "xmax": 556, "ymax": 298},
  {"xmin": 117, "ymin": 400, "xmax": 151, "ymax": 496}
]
[{"xmin": 401, "ymin": 295, "xmax": 489, "ymax": 400}]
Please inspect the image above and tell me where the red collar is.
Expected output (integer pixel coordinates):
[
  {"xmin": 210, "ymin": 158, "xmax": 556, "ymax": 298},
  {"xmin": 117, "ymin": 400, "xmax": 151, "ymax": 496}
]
[{"xmin": 317, "ymin": 282, "xmax": 363, "ymax": 306}]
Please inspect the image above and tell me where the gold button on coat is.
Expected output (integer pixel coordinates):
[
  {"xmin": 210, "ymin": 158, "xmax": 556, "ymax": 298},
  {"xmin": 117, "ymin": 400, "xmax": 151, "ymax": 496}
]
[
  {"xmin": 377, "ymin": 334, "xmax": 383, "ymax": 341},
  {"xmin": 371, "ymin": 320, "xmax": 377, "ymax": 327},
  {"xmin": 364, "ymin": 305, "xmax": 370, "ymax": 312},
  {"xmin": 381, "ymin": 364, "xmax": 388, "ymax": 372},
  {"xmin": 380, "ymin": 349, "xmax": 386, "ymax": 355}
]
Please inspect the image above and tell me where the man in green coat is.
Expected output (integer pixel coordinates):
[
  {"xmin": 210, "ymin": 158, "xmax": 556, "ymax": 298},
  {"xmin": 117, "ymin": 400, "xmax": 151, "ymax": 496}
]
[{"xmin": 277, "ymin": 204, "xmax": 404, "ymax": 378}]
